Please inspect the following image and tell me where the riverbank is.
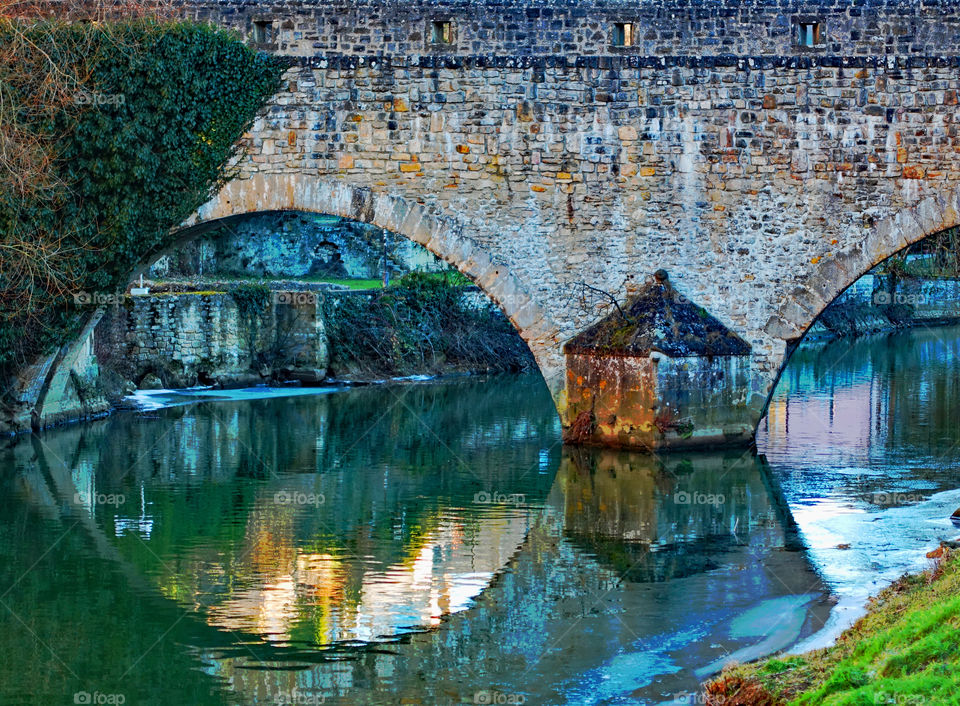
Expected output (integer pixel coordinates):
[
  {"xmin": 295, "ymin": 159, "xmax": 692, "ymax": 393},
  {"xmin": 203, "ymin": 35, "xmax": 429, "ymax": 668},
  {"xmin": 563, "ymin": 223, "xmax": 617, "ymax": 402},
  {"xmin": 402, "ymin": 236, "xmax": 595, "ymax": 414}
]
[
  {"xmin": 0, "ymin": 274, "xmax": 535, "ymax": 435},
  {"xmin": 704, "ymin": 545, "xmax": 960, "ymax": 705},
  {"xmin": 806, "ymin": 273, "xmax": 960, "ymax": 340},
  {"xmin": 95, "ymin": 274, "xmax": 534, "ymax": 392}
]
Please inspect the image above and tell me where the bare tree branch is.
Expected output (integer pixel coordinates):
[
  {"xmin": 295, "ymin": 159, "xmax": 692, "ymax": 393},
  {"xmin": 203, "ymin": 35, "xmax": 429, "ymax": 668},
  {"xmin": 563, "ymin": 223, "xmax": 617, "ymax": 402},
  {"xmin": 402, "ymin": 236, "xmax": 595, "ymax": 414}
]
[{"xmin": 574, "ymin": 280, "xmax": 633, "ymax": 325}]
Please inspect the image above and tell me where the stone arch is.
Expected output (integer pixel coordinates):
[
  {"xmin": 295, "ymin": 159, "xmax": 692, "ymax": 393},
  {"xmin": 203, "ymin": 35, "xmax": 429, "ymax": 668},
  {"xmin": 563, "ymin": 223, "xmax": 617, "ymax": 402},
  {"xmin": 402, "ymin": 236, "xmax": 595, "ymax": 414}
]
[
  {"xmin": 759, "ymin": 185, "xmax": 960, "ymax": 419},
  {"xmin": 161, "ymin": 173, "xmax": 563, "ymax": 388},
  {"xmin": 765, "ymin": 186, "xmax": 960, "ymax": 345}
]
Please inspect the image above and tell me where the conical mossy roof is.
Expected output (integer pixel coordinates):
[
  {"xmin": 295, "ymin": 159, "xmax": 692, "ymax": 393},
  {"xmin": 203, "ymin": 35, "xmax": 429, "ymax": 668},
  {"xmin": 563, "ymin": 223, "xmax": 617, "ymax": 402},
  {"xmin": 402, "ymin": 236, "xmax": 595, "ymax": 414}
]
[{"xmin": 564, "ymin": 277, "xmax": 751, "ymax": 358}]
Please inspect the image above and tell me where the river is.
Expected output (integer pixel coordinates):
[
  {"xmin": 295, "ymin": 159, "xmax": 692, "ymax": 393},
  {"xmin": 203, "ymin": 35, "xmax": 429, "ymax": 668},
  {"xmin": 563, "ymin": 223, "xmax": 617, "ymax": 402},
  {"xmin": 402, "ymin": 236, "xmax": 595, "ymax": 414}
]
[{"xmin": 1, "ymin": 325, "xmax": 959, "ymax": 705}]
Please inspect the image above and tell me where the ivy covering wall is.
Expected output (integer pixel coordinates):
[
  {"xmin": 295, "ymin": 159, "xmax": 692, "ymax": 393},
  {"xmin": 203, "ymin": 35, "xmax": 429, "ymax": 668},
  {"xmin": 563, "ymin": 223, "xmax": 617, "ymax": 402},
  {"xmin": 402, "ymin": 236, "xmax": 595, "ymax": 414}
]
[{"xmin": 0, "ymin": 19, "xmax": 285, "ymax": 383}]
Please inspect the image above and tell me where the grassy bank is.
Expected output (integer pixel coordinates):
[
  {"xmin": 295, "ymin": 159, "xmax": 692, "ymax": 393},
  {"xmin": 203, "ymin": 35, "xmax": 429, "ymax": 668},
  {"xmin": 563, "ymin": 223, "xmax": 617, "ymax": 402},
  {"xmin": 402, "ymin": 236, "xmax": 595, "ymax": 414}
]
[
  {"xmin": 705, "ymin": 548, "xmax": 960, "ymax": 705},
  {"xmin": 148, "ymin": 271, "xmax": 473, "ymax": 291}
]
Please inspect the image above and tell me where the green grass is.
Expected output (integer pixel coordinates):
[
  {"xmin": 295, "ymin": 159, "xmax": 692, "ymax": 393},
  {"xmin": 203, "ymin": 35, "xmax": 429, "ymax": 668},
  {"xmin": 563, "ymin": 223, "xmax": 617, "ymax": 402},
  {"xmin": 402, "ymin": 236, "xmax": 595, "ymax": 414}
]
[
  {"xmin": 287, "ymin": 271, "xmax": 474, "ymax": 289},
  {"xmin": 705, "ymin": 549, "xmax": 960, "ymax": 705},
  {"xmin": 150, "ymin": 271, "xmax": 473, "ymax": 291},
  {"xmin": 144, "ymin": 290, "xmax": 226, "ymax": 296},
  {"xmin": 314, "ymin": 277, "xmax": 384, "ymax": 289}
]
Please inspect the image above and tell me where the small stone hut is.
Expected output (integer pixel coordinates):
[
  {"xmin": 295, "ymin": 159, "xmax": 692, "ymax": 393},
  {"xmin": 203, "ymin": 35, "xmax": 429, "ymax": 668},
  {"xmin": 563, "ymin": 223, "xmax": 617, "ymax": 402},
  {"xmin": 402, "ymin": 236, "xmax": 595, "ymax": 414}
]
[{"xmin": 563, "ymin": 271, "xmax": 753, "ymax": 450}]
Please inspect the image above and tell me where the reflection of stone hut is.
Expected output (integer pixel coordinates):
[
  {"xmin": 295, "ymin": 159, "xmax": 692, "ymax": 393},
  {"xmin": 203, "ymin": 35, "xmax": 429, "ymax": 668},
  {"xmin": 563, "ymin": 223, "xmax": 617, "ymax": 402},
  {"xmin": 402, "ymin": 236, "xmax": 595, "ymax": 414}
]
[
  {"xmin": 556, "ymin": 446, "xmax": 808, "ymax": 583},
  {"xmin": 563, "ymin": 271, "xmax": 753, "ymax": 450}
]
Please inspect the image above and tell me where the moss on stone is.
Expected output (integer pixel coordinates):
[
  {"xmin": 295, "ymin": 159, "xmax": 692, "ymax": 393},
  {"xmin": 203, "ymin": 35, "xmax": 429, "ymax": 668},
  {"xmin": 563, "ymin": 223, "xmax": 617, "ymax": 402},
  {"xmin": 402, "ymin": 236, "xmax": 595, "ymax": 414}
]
[{"xmin": 565, "ymin": 275, "xmax": 750, "ymax": 359}]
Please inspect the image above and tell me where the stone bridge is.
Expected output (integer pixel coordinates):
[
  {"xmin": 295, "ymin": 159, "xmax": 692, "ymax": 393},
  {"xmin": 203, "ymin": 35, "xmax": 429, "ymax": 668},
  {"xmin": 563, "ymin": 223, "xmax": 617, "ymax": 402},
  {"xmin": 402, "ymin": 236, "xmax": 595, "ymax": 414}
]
[{"xmin": 21, "ymin": 0, "xmax": 960, "ymax": 448}]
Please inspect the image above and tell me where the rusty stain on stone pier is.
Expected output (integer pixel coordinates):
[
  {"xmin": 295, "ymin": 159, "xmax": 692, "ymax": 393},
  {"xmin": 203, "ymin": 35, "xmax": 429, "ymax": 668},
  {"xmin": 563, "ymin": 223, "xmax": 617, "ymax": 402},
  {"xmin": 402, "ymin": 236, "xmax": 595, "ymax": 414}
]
[{"xmin": 563, "ymin": 271, "xmax": 755, "ymax": 450}]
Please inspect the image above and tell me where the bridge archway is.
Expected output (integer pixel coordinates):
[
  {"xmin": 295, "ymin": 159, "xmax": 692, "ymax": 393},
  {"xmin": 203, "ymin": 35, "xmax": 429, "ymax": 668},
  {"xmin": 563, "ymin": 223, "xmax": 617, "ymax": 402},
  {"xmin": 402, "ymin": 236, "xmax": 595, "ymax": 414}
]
[
  {"xmin": 760, "ymin": 186, "xmax": 960, "ymax": 421},
  {"xmin": 161, "ymin": 173, "xmax": 564, "ymax": 392},
  {"xmin": 764, "ymin": 187, "xmax": 960, "ymax": 346}
]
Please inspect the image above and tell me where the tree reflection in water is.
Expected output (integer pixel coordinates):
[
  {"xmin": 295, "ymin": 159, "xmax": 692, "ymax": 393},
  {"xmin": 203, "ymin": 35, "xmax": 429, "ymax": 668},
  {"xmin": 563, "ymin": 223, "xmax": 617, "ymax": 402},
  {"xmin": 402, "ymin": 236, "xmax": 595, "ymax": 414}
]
[{"xmin": 1, "ymin": 374, "xmax": 832, "ymax": 704}]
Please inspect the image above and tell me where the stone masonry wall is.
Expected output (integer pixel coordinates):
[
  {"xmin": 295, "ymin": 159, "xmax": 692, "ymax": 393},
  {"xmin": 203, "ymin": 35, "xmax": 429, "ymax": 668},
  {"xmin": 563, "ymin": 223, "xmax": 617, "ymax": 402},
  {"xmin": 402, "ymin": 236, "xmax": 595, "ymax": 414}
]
[
  {"xmin": 167, "ymin": 0, "xmax": 960, "ymax": 431},
  {"xmin": 188, "ymin": 0, "xmax": 960, "ymax": 59},
  {"xmin": 185, "ymin": 55, "xmax": 960, "ymax": 405},
  {"xmin": 95, "ymin": 293, "xmax": 328, "ymax": 388},
  {"xmin": 93, "ymin": 288, "xmax": 499, "ymax": 391}
]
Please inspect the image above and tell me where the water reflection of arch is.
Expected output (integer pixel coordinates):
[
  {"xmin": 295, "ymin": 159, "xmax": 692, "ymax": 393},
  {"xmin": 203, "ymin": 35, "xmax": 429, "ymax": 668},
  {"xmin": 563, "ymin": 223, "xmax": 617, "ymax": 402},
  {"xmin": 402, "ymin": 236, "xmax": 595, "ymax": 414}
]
[
  {"xmin": 216, "ymin": 448, "xmax": 831, "ymax": 705},
  {"xmin": 759, "ymin": 325, "xmax": 960, "ymax": 466},
  {"xmin": 555, "ymin": 447, "xmax": 793, "ymax": 583},
  {"xmin": 3, "ymin": 375, "xmax": 560, "ymax": 644},
  {"xmin": 4, "ymin": 391, "xmax": 828, "ymax": 705}
]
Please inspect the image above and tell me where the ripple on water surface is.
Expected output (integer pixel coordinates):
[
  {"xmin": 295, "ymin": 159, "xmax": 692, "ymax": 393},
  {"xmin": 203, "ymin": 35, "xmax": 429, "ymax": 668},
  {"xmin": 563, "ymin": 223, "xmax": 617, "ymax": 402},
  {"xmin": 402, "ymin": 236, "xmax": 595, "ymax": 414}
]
[{"xmin": 3, "ymin": 327, "xmax": 960, "ymax": 704}]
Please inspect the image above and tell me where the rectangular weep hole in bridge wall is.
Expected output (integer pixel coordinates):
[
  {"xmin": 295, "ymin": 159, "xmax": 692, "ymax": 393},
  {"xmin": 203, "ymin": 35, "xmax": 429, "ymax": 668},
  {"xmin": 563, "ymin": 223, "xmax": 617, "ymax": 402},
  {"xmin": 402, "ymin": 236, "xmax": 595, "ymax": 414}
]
[
  {"xmin": 251, "ymin": 19, "xmax": 275, "ymax": 45},
  {"xmin": 612, "ymin": 22, "xmax": 635, "ymax": 48},
  {"xmin": 430, "ymin": 20, "xmax": 454, "ymax": 46},
  {"xmin": 795, "ymin": 19, "xmax": 824, "ymax": 48}
]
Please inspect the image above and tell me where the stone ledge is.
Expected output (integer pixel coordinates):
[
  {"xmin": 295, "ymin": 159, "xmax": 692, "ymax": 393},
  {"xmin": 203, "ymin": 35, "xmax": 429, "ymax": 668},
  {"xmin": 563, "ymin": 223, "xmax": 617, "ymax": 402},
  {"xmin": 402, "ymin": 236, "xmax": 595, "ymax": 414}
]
[{"xmin": 290, "ymin": 54, "xmax": 960, "ymax": 71}]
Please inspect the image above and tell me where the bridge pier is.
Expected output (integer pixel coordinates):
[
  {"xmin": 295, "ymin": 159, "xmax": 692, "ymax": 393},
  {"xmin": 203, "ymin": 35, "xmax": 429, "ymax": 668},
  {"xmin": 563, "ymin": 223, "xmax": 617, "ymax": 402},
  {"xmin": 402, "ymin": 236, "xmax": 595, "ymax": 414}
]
[{"xmin": 559, "ymin": 272, "xmax": 769, "ymax": 451}]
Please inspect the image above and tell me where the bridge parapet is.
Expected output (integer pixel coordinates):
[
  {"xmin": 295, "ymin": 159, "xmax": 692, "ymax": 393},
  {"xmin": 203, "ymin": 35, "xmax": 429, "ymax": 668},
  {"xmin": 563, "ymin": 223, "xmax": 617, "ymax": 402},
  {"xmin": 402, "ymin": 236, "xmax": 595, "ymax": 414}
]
[{"xmin": 188, "ymin": 0, "xmax": 960, "ymax": 60}]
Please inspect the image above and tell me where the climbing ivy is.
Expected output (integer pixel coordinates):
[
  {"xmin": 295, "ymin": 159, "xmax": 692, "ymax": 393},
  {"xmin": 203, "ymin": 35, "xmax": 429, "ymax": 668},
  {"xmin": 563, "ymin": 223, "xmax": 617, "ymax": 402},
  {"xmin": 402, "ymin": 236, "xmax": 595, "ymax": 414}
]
[
  {"xmin": 229, "ymin": 283, "xmax": 271, "ymax": 321},
  {"xmin": 0, "ymin": 19, "xmax": 285, "ymax": 382}
]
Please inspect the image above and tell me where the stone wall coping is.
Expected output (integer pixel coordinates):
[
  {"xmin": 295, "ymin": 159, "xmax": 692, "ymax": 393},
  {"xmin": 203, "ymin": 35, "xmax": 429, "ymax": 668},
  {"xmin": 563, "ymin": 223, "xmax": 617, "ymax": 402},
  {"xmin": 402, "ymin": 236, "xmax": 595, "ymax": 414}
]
[
  {"xmin": 197, "ymin": 0, "xmax": 960, "ymax": 9},
  {"xmin": 288, "ymin": 54, "xmax": 960, "ymax": 69}
]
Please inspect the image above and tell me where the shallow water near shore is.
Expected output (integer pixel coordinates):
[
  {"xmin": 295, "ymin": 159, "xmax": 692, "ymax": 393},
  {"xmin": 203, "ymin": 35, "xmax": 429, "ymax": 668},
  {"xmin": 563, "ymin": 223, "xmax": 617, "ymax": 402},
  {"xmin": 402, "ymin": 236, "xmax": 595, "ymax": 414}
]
[
  {"xmin": 757, "ymin": 324, "xmax": 960, "ymax": 654},
  {"xmin": 1, "ymin": 326, "xmax": 959, "ymax": 704}
]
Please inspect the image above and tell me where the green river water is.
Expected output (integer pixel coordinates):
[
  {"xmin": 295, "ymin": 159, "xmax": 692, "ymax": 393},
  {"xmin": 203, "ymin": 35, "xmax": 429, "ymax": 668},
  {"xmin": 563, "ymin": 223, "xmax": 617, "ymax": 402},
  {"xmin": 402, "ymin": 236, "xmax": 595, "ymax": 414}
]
[{"xmin": 1, "ymin": 325, "xmax": 959, "ymax": 705}]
